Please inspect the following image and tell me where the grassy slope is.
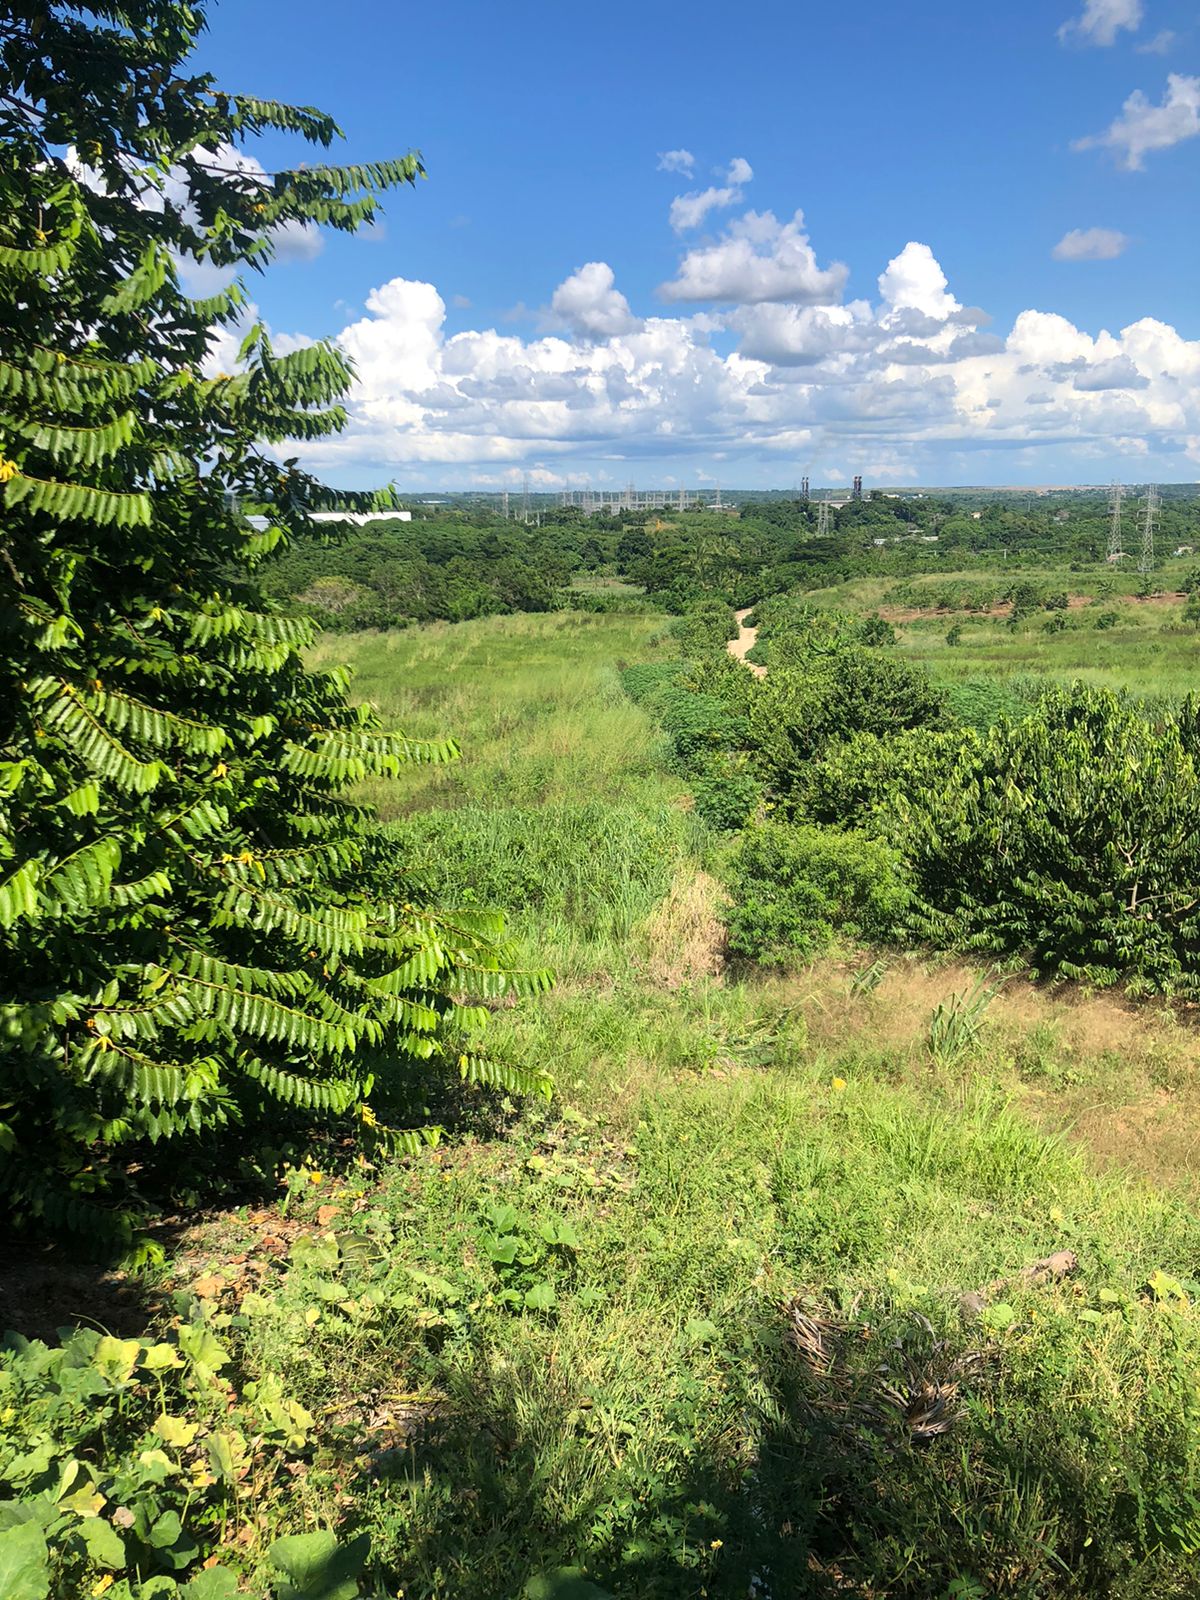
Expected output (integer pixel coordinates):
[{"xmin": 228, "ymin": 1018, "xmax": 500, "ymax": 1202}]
[
  {"xmin": 804, "ymin": 572, "xmax": 1200, "ymax": 699},
  {"xmin": 159, "ymin": 611, "xmax": 1200, "ymax": 1596}
]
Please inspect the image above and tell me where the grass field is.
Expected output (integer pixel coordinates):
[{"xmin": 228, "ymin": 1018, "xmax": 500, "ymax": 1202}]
[
  {"xmin": 14, "ymin": 607, "xmax": 1200, "ymax": 1598},
  {"xmin": 279, "ymin": 611, "xmax": 1200, "ymax": 1596},
  {"xmin": 802, "ymin": 570, "xmax": 1200, "ymax": 700}
]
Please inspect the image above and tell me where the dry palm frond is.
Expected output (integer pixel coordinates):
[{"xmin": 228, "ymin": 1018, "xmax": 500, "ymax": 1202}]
[{"xmin": 782, "ymin": 1297, "xmax": 990, "ymax": 1448}]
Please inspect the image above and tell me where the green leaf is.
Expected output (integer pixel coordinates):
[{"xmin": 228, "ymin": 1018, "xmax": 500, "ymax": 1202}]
[
  {"xmin": 537, "ymin": 1219, "xmax": 581, "ymax": 1249},
  {"xmin": 177, "ymin": 1324, "xmax": 231, "ymax": 1379},
  {"xmin": 78, "ymin": 1517, "xmax": 126, "ymax": 1570},
  {"xmin": 267, "ymin": 1530, "xmax": 370, "ymax": 1599},
  {"xmin": 683, "ymin": 1317, "xmax": 721, "ymax": 1348},
  {"xmin": 182, "ymin": 1569, "xmax": 241, "ymax": 1599},
  {"xmin": 0, "ymin": 1522, "xmax": 51, "ymax": 1600},
  {"xmin": 1147, "ymin": 1269, "xmax": 1188, "ymax": 1302},
  {"xmin": 523, "ymin": 1568, "xmax": 612, "ymax": 1600},
  {"xmin": 524, "ymin": 1281, "xmax": 557, "ymax": 1312},
  {"xmin": 92, "ymin": 1334, "xmax": 142, "ymax": 1382},
  {"xmin": 979, "ymin": 1302, "xmax": 1016, "ymax": 1331},
  {"xmin": 486, "ymin": 1234, "xmax": 521, "ymax": 1265}
]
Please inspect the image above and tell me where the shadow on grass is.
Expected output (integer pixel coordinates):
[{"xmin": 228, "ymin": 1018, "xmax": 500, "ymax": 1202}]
[{"xmin": 342, "ymin": 1306, "xmax": 1119, "ymax": 1600}]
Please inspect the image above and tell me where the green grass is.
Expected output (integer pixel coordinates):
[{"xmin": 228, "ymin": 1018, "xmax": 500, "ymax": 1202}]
[
  {"xmin": 900, "ymin": 606, "xmax": 1200, "ymax": 702},
  {"xmin": 263, "ymin": 610, "xmax": 1200, "ymax": 1594},
  {"xmin": 803, "ymin": 568, "xmax": 1200, "ymax": 702},
  {"xmin": 308, "ymin": 611, "xmax": 682, "ymax": 818},
  {"xmin": 13, "ymin": 603, "xmax": 1200, "ymax": 1599}
]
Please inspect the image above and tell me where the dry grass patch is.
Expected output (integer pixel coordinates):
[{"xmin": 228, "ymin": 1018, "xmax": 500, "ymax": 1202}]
[{"xmin": 634, "ymin": 867, "xmax": 726, "ymax": 989}]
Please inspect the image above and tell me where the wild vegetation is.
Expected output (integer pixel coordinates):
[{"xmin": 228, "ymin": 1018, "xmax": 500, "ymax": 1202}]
[{"xmin": 7, "ymin": 7, "xmax": 1200, "ymax": 1600}]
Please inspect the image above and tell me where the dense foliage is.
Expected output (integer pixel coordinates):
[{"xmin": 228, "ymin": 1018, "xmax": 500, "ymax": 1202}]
[
  {"xmin": 633, "ymin": 601, "xmax": 1200, "ymax": 995},
  {"xmin": 0, "ymin": 1, "xmax": 547, "ymax": 1245}
]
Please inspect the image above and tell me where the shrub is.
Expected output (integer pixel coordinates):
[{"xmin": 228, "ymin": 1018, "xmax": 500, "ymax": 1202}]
[
  {"xmin": 691, "ymin": 768, "xmax": 762, "ymax": 832},
  {"xmin": 724, "ymin": 822, "xmax": 908, "ymax": 961},
  {"xmin": 898, "ymin": 685, "xmax": 1200, "ymax": 994},
  {"xmin": 800, "ymin": 727, "xmax": 979, "ymax": 828},
  {"xmin": 669, "ymin": 602, "xmax": 737, "ymax": 655},
  {"xmin": 748, "ymin": 650, "xmax": 946, "ymax": 799}
]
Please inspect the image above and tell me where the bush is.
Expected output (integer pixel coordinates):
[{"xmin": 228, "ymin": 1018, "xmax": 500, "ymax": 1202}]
[
  {"xmin": 669, "ymin": 602, "xmax": 737, "ymax": 655},
  {"xmin": 800, "ymin": 727, "xmax": 979, "ymax": 827},
  {"xmin": 898, "ymin": 685, "xmax": 1200, "ymax": 994},
  {"xmin": 691, "ymin": 768, "xmax": 762, "ymax": 832},
  {"xmin": 724, "ymin": 822, "xmax": 908, "ymax": 961},
  {"xmin": 748, "ymin": 649, "xmax": 946, "ymax": 798}
]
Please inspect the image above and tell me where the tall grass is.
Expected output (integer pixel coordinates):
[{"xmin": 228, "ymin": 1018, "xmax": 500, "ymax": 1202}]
[
  {"xmin": 22, "ymin": 604, "xmax": 1200, "ymax": 1600},
  {"xmin": 308, "ymin": 611, "xmax": 681, "ymax": 817}
]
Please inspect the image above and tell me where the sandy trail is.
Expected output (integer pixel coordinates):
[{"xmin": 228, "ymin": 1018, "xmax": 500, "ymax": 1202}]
[{"xmin": 728, "ymin": 608, "xmax": 767, "ymax": 678}]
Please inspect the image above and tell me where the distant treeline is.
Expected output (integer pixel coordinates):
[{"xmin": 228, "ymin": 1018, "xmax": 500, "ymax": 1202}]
[{"xmin": 256, "ymin": 493, "xmax": 1200, "ymax": 628}]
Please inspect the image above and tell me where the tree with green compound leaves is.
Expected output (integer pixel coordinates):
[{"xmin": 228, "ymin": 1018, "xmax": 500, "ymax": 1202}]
[{"xmin": 0, "ymin": 2, "xmax": 550, "ymax": 1246}]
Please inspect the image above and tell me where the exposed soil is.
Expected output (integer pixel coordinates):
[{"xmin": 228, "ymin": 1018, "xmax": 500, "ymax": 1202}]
[
  {"xmin": 878, "ymin": 591, "xmax": 1186, "ymax": 623},
  {"xmin": 728, "ymin": 608, "xmax": 767, "ymax": 676}
]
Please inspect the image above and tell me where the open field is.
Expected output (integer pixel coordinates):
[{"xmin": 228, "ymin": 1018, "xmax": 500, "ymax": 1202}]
[
  {"xmin": 11, "ymin": 608, "xmax": 1200, "ymax": 1598},
  {"xmin": 242, "ymin": 610, "xmax": 1200, "ymax": 1596}
]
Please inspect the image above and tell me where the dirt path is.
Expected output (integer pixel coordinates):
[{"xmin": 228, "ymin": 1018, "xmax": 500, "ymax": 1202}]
[{"xmin": 728, "ymin": 608, "xmax": 767, "ymax": 678}]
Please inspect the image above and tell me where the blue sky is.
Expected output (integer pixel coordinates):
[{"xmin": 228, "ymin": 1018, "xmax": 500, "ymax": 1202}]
[{"xmin": 195, "ymin": 0, "xmax": 1200, "ymax": 489}]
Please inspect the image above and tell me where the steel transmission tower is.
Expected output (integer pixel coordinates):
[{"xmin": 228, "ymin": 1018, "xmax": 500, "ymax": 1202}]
[
  {"xmin": 816, "ymin": 496, "xmax": 832, "ymax": 537},
  {"xmin": 1106, "ymin": 482, "xmax": 1123, "ymax": 562},
  {"xmin": 1138, "ymin": 484, "xmax": 1159, "ymax": 581},
  {"xmin": 521, "ymin": 472, "xmax": 530, "ymax": 524}
]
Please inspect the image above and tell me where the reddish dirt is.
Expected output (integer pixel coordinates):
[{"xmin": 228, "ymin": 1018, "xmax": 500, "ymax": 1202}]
[{"xmin": 878, "ymin": 591, "xmax": 1185, "ymax": 623}]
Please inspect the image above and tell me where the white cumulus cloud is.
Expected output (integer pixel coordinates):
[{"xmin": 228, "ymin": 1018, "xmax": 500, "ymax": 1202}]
[
  {"xmin": 260, "ymin": 202, "xmax": 1200, "ymax": 489},
  {"xmin": 549, "ymin": 261, "xmax": 640, "ymax": 339},
  {"xmin": 659, "ymin": 209, "xmax": 849, "ymax": 304},
  {"xmin": 878, "ymin": 241, "xmax": 961, "ymax": 319},
  {"xmin": 1074, "ymin": 73, "xmax": 1200, "ymax": 168},
  {"xmin": 656, "ymin": 149, "xmax": 695, "ymax": 175},
  {"xmin": 1052, "ymin": 227, "xmax": 1132, "ymax": 260},
  {"xmin": 1058, "ymin": 0, "xmax": 1143, "ymax": 46}
]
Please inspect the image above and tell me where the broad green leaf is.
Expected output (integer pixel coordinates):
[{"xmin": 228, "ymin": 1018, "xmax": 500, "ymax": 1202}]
[
  {"xmin": 267, "ymin": 1529, "xmax": 370, "ymax": 1599},
  {"xmin": 141, "ymin": 1342, "xmax": 184, "ymax": 1372},
  {"xmin": 524, "ymin": 1281, "xmax": 557, "ymax": 1312},
  {"xmin": 0, "ymin": 1521, "xmax": 50, "ymax": 1600},
  {"xmin": 182, "ymin": 1569, "xmax": 241, "ymax": 1599},
  {"xmin": 155, "ymin": 1414, "xmax": 198, "ymax": 1448},
  {"xmin": 177, "ymin": 1324, "xmax": 231, "ymax": 1379},
  {"xmin": 56, "ymin": 1459, "xmax": 106, "ymax": 1517},
  {"xmin": 979, "ymin": 1302, "xmax": 1016, "ymax": 1331},
  {"xmin": 78, "ymin": 1516, "xmax": 126, "ymax": 1569},
  {"xmin": 93, "ymin": 1335, "xmax": 142, "ymax": 1382}
]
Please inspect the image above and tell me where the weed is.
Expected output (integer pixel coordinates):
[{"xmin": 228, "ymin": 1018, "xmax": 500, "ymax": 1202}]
[{"xmin": 928, "ymin": 976, "xmax": 999, "ymax": 1067}]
